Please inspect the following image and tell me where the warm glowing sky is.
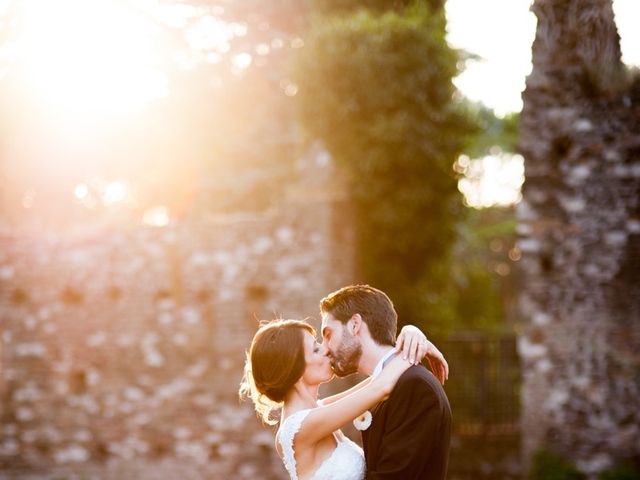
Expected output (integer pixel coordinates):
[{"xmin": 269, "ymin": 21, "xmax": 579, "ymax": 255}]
[
  {"xmin": 4, "ymin": 0, "xmax": 637, "ymax": 121},
  {"xmin": 446, "ymin": 0, "xmax": 640, "ymax": 116},
  {"xmin": 2, "ymin": 0, "xmax": 638, "ymax": 213}
]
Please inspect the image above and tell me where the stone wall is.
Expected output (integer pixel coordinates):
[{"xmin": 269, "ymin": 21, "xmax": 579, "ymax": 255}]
[
  {"xmin": 0, "ymin": 148, "xmax": 356, "ymax": 478},
  {"xmin": 518, "ymin": 0, "xmax": 640, "ymax": 475}
]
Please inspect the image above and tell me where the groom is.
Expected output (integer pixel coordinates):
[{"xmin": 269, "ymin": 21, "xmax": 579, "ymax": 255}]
[{"xmin": 320, "ymin": 285, "xmax": 451, "ymax": 480}]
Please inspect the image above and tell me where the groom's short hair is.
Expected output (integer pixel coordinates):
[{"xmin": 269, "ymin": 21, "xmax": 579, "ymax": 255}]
[{"xmin": 320, "ymin": 285, "xmax": 397, "ymax": 346}]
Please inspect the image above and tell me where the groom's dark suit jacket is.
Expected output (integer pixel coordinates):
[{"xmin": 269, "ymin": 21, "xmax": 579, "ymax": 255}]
[{"xmin": 362, "ymin": 364, "xmax": 451, "ymax": 480}]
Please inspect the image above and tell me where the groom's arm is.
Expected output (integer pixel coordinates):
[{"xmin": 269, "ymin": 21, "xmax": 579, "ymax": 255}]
[{"xmin": 366, "ymin": 368, "xmax": 448, "ymax": 479}]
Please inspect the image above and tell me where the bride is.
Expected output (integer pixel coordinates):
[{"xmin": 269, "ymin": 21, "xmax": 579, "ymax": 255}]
[{"xmin": 239, "ymin": 319, "xmax": 447, "ymax": 480}]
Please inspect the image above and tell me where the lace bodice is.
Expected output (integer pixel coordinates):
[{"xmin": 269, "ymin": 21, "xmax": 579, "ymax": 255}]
[{"xmin": 278, "ymin": 409, "xmax": 365, "ymax": 480}]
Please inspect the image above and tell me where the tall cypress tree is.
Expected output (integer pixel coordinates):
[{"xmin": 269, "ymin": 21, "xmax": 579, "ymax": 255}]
[{"xmin": 295, "ymin": 2, "xmax": 475, "ymax": 330}]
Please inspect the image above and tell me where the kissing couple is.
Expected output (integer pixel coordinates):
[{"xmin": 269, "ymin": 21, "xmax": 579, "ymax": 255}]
[{"xmin": 240, "ymin": 285, "xmax": 452, "ymax": 479}]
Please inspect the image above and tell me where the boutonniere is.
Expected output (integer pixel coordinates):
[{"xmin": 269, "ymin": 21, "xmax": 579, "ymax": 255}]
[{"xmin": 353, "ymin": 410, "xmax": 372, "ymax": 431}]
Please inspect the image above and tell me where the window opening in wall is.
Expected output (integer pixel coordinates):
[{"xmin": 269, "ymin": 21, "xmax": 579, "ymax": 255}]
[
  {"xmin": 61, "ymin": 286, "xmax": 84, "ymax": 305},
  {"xmin": 11, "ymin": 288, "xmax": 29, "ymax": 305},
  {"xmin": 107, "ymin": 286, "xmax": 122, "ymax": 301},
  {"xmin": 246, "ymin": 285, "xmax": 269, "ymax": 325}
]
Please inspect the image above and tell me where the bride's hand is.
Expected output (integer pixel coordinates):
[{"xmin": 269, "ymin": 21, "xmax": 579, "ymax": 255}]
[
  {"xmin": 396, "ymin": 324, "xmax": 428, "ymax": 364},
  {"xmin": 396, "ymin": 325, "xmax": 449, "ymax": 385}
]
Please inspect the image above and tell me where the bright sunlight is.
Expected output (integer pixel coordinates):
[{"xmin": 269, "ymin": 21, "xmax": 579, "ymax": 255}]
[{"xmin": 14, "ymin": 0, "xmax": 167, "ymax": 117}]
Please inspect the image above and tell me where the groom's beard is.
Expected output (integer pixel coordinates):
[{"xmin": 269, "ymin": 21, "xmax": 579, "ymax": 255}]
[{"xmin": 330, "ymin": 331, "xmax": 362, "ymax": 377}]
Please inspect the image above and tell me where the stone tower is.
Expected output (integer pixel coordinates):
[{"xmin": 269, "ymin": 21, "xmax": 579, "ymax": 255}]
[{"xmin": 518, "ymin": 0, "xmax": 640, "ymax": 476}]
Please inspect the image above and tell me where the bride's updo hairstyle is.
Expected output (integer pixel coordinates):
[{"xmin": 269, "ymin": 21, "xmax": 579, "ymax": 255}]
[{"xmin": 239, "ymin": 319, "xmax": 316, "ymax": 425}]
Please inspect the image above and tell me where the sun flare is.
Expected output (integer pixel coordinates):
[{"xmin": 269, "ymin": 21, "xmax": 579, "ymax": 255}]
[{"xmin": 14, "ymin": 0, "xmax": 167, "ymax": 117}]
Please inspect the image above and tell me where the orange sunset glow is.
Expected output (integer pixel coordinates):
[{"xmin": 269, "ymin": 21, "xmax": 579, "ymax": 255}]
[
  {"xmin": 0, "ymin": 0, "xmax": 291, "ymax": 230},
  {"xmin": 1, "ymin": 1, "xmax": 639, "ymax": 479}
]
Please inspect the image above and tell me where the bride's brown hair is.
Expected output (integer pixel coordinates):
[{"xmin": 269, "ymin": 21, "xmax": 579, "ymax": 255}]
[{"xmin": 239, "ymin": 319, "xmax": 316, "ymax": 425}]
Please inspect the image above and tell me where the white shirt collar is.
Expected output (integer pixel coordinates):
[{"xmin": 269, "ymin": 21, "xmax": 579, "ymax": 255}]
[{"xmin": 371, "ymin": 348, "xmax": 397, "ymax": 379}]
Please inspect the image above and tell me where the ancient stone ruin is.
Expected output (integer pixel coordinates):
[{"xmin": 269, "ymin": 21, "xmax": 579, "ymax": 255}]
[
  {"xmin": 0, "ymin": 145, "xmax": 355, "ymax": 479},
  {"xmin": 518, "ymin": 0, "xmax": 640, "ymax": 476}
]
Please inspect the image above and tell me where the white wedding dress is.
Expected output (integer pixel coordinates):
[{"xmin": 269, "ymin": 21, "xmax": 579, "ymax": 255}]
[{"xmin": 278, "ymin": 409, "xmax": 365, "ymax": 480}]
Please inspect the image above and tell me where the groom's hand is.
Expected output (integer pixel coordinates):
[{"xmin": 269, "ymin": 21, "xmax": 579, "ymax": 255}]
[{"xmin": 396, "ymin": 325, "xmax": 449, "ymax": 385}]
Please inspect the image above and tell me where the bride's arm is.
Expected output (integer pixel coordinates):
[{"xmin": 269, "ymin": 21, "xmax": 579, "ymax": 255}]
[
  {"xmin": 318, "ymin": 377, "xmax": 372, "ymax": 406},
  {"xmin": 396, "ymin": 325, "xmax": 449, "ymax": 385},
  {"xmin": 296, "ymin": 356, "xmax": 411, "ymax": 446}
]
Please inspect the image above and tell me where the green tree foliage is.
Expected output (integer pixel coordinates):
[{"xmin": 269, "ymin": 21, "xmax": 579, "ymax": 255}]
[
  {"xmin": 295, "ymin": 3, "xmax": 476, "ymax": 329},
  {"xmin": 599, "ymin": 464, "xmax": 640, "ymax": 480},
  {"xmin": 461, "ymin": 101, "xmax": 520, "ymax": 159},
  {"xmin": 311, "ymin": 0, "xmax": 443, "ymax": 16},
  {"xmin": 450, "ymin": 208, "xmax": 517, "ymax": 332},
  {"xmin": 444, "ymin": 106, "xmax": 520, "ymax": 334},
  {"xmin": 529, "ymin": 450, "xmax": 586, "ymax": 480}
]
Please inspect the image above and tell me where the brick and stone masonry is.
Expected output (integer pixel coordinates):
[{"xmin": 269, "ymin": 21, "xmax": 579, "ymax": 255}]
[{"xmin": 0, "ymin": 145, "xmax": 356, "ymax": 478}]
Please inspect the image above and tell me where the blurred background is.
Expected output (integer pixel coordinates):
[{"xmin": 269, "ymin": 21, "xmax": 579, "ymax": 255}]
[{"xmin": 0, "ymin": 0, "xmax": 638, "ymax": 479}]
